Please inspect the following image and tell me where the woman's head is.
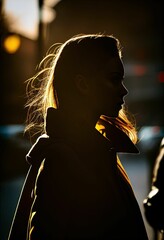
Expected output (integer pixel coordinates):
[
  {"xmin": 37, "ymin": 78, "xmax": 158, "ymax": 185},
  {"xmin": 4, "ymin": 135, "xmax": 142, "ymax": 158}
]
[
  {"xmin": 52, "ymin": 34, "xmax": 127, "ymax": 117},
  {"xmin": 25, "ymin": 33, "xmax": 137, "ymax": 143},
  {"xmin": 52, "ymin": 34, "xmax": 122, "ymax": 108}
]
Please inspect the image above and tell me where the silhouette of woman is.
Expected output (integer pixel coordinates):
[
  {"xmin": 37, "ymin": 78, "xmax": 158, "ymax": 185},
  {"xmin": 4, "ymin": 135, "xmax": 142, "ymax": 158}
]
[{"xmin": 8, "ymin": 34, "xmax": 148, "ymax": 240}]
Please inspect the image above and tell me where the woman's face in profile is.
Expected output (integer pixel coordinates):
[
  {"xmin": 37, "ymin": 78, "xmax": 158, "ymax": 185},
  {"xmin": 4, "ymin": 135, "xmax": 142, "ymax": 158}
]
[{"xmin": 89, "ymin": 56, "xmax": 128, "ymax": 118}]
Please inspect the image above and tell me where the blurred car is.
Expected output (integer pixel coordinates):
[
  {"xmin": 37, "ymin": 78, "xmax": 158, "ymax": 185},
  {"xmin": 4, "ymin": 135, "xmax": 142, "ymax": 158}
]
[{"xmin": 138, "ymin": 126, "xmax": 164, "ymax": 154}]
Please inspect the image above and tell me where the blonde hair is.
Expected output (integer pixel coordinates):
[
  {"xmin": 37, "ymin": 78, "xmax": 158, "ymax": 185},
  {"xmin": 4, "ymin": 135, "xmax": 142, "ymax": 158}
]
[{"xmin": 25, "ymin": 33, "xmax": 138, "ymax": 143}]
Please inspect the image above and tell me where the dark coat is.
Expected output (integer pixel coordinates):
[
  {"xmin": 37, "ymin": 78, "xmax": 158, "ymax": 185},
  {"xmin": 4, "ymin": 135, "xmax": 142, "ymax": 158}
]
[{"xmin": 8, "ymin": 108, "xmax": 148, "ymax": 240}]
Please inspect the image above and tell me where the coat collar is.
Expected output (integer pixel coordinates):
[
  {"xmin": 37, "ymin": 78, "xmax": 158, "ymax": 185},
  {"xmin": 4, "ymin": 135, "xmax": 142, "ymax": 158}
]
[{"xmin": 46, "ymin": 107, "xmax": 139, "ymax": 154}]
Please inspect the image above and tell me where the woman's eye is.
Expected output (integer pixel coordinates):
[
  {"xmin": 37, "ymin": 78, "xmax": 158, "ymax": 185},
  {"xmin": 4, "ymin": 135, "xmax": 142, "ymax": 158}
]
[{"xmin": 111, "ymin": 77, "xmax": 122, "ymax": 84}]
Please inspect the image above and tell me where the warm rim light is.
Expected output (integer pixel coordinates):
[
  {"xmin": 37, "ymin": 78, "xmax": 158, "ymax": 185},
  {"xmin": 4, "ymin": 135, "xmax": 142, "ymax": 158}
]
[{"xmin": 3, "ymin": 34, "xmax": 21, "ymax": 54}]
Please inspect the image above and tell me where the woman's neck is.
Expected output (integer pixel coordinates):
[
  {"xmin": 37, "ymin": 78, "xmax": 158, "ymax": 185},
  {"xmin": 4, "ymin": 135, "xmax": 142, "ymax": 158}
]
[{"xmin": 58, "ymin": 106, "xmax": 100, "ymax": 130}]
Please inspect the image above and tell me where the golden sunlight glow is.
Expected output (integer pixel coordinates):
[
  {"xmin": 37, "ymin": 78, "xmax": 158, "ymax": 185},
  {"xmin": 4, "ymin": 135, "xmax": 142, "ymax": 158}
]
[
  {"xmin": 4, "ymin": 0, "xmax": 38, "ymax": 40},
  {"xmin": 3, "ymin": 34, "xmax": 21, "ymax": 54},
  {"xmin": 95, "ymin": 122, "xmax": 106, "ymax": 137},
  {"xmin": 3, "ymin": 0, "xmax": 60, "ymax": 40}
]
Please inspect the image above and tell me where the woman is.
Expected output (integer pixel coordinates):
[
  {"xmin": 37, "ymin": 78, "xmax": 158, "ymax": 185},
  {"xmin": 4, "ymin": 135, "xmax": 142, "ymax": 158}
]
[{"xmin": 9, "ymin": 34, "xmax": 148, "ymax": 239}]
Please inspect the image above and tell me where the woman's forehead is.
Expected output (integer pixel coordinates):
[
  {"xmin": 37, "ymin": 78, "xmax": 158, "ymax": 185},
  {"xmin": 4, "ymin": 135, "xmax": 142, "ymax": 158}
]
[
  {"xmin": 81, "ymin": 56, "xmax": 124, "ymax": 78},
  {"xmin": 105, "ymin": 57, "xmax": 124, "ymax": 75}
]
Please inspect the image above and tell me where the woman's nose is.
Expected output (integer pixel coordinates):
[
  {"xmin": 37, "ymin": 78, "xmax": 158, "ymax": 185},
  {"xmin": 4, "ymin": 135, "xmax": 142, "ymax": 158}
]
[{"xmin": 121, "ymin": 83, "xmax": 128, "ymax": 96}]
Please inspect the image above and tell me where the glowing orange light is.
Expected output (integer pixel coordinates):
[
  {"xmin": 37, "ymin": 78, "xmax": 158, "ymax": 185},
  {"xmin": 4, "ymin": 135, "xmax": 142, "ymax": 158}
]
[
  {"xmin": 3, "ymin": 34, "xmax": 21, "ymax": 54},
  {"xmin": 133, "ymin": 64, "xmax": 148, "ymax": 76}
]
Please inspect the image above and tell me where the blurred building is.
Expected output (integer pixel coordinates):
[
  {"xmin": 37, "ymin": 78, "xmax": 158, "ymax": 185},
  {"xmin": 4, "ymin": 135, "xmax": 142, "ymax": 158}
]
[{"xmin": 0, "ymin": 0, "xmax": 164, "ymax": 126}]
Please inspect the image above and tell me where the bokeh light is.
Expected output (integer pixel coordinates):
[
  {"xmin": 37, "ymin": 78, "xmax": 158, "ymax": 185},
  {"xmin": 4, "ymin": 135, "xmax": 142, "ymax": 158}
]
[{"xmin": 3, "ymin": 34, "xmax": 21, "ymax": 54}]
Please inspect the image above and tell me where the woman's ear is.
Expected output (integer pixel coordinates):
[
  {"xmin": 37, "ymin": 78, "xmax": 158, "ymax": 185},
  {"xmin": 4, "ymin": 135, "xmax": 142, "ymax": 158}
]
[{"xmin": 74, "ymin": 74, "xmax": 90, "ymax": 95}]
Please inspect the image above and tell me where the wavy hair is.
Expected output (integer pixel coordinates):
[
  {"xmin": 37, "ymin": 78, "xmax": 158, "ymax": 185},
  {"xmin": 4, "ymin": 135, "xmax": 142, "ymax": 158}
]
[{"xmin": 25, "ymin": 33, "xmax": 138, "ymax": 143}]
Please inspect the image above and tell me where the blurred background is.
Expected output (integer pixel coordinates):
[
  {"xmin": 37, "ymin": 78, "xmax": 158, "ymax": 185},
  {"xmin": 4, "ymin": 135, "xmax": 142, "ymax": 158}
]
[{"xmin": 0, "ymin": 0, "xmax": 164, "ymax": 239}]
